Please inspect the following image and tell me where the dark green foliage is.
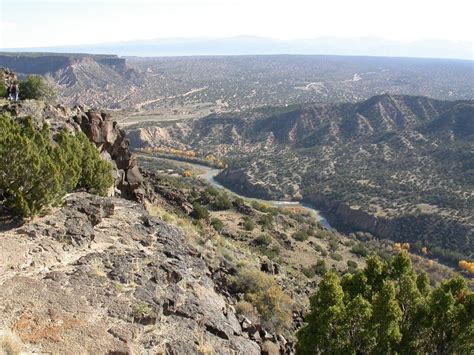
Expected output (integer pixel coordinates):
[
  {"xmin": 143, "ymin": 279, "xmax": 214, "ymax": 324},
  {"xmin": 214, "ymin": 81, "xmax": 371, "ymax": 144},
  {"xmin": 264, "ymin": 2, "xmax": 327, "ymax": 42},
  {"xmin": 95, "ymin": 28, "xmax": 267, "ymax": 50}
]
[
  {"xmin": 296, "ymin": 252, "xmax": 474, "ymax": 354},
  {"xmin": 351, "ymin": 242, "xmax": 370, "ymax": 257},
  {"xmin": 314, "ymin": 260, "xmax": 327, "ymax": 276},
  {"xmin": 210, "ymin": 218, "xmax": 224, "ymax": 231},
  {"xmin": 191, "ymin": 202, "xmax": 209, "ymax": 220},
  {"xmin": 258, "ymin": 214, "xmax": 273, "ymax": 228},
  {"xmin": 347, "ymin": 260, "xmax": 358, "ymax": 269},
  {"xmin": 19, "ymin": 74, "xmax": 57, "ymax": 101},
  {"xmin": 328, "ymin": 238, "xmax": 340, "ymax": 251},
  {"xmin": 293, "ymin": 230, "xmax": 309, "ymax": 242},
  {"xmin": 243, "ymin": 216, "xmax": 255, "ymax": 231},
  {"xmin": 330, "ymin": 252, "xmax": 343, "ymax": 261},
  {"xmin": 200, "ymin": 186, "xmax": 233, "ymax": 210},
  {"xmin": 0, "ymin": 114, "xmax": 113, "ymax": 217},
  {"xmin": 0, "ymin": 83, "xmax": 7, "ymax": 98},
  {"xmin": 232, "ymin": 197, "xmax": 247, "ymax": 210},
  {"xmin": 213, "ymin": 194, "xmax": 233, "ymax": 210},
  {"xmin": 302, "ymin": 266, "xmax": 316, "ymax": 279},
  {"xmin": 76, "ymin": 133, "xmax": 114, "ymax": 195},
  {"xmin": 254, "ymin": 234, "xmax": 272, "ymax": 247},
  {"xmin": 257, "ymin": 245, "xmax": 280, "ymax": 260}
]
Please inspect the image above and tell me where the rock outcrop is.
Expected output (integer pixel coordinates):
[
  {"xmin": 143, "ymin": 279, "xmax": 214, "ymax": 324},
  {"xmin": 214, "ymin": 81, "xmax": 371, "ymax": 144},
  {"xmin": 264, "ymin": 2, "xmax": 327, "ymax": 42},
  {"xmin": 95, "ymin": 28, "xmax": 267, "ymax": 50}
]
[
  {"xmin": 0, "ymin": 68, "xmax": 17, "ymax": 88},
  {"xmin": 0, "ymin": 97, "xmax": 143, "ymax": 200},
  {"xmin": 0, "ymin": 193, "xmax": 260, "ymax": 354}
]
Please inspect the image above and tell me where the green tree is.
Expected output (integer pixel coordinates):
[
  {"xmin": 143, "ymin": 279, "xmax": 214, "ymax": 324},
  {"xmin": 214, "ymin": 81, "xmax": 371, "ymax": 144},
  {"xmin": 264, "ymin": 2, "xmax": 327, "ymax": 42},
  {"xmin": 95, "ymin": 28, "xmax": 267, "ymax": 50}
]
[
  {"xmin": 76, "ymin": 133, "xmax": 113, "ymax": 195},
  {"xmin": 371, "ymin": 281, "xmax": 403, "ymax": 353},
  {"xmin": 416, "ymin": 271, "xmax": 431, "ymax": 296},
  {"xmin": 297, "ymin": 272, "xmax": 345, "ymax": 353},
  {"xmin": 0, "ymin": 116, "xmax": 62, "ymax": 216},
  {"xmin": 340, "ymin": 295, "xmax": 375, "ymax": 353},
  {"xmin": 364, "ymin": 255, "xmax": 387, "ymax": 296},
  {"xmin": 297, "ymin": 253, "xmax": 474, "ymax": 354},
  {"xmin": 0, "ymin": 114, "xmax": 113, "ymax": 217},
  {"xmin": 19, "ymin": 75, "xmax": 57, "ymax": 101}
]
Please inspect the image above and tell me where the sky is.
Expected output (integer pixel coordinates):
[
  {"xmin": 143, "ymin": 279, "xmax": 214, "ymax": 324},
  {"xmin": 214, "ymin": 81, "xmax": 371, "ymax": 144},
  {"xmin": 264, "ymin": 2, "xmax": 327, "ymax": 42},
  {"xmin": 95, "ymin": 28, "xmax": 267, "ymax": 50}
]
[{"xmin": 1, "ymin": 0, "xmax": 473, "ymax": 49}]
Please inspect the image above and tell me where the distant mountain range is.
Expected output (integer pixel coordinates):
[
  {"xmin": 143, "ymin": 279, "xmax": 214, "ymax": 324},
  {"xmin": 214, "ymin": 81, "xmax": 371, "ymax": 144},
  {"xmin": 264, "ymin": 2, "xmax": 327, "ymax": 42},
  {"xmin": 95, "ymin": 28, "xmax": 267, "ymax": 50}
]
[
  {"xmin": 129, "ymin": 94, "xmax": 473, "ymax": 265},
  {"xmin": 2, "ymin": 36, "xmax": 473, "ymax": 60}
]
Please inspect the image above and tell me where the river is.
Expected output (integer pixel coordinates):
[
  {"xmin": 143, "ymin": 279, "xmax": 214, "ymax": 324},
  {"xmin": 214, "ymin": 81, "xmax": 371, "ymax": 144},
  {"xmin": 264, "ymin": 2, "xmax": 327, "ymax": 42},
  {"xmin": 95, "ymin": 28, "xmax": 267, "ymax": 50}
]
[
  {"xmin": 138, "ymin": 154, "xmax": 331, "ymax": 228},
  {"xmin": 196, "ymin": 164, "xmax": 331, "ymax": 228}
]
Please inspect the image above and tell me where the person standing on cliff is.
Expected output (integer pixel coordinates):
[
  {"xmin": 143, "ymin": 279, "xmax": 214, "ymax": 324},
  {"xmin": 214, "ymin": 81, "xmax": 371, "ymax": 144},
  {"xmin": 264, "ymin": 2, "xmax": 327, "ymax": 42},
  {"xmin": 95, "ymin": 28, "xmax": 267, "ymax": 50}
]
[
  {"xmin": 11, "ymin": 82, "xmax": 19, "ymax": 102},
  {"xmin": 7, "ymin": 84, "xmax": 13, "ymax": 100}
]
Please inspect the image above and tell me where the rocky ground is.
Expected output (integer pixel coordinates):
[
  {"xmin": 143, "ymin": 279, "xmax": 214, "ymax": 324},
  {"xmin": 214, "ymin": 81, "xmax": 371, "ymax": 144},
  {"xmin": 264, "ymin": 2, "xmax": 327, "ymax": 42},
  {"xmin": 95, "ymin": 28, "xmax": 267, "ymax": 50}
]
[{"xmin": 0, "ymin": 193, "xmax": 262, "ymax": 354}]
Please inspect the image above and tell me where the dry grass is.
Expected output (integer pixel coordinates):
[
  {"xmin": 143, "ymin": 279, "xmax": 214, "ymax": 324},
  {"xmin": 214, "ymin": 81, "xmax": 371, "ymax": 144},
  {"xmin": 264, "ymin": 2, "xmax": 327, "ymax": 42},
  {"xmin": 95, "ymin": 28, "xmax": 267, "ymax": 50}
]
[
  {"xmin": 0, "ymin": 330, "xmax": 23, "ymax": 355},
  {"xmin": 197, "ymin": 334, "xmax": 214, "ymax": 354}
]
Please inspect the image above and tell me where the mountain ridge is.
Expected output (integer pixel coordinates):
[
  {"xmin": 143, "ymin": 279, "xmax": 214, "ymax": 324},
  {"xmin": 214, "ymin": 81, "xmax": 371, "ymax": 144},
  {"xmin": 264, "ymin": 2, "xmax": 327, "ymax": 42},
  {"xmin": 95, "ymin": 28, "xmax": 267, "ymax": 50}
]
[
  {"xmin": 3, "ymin": 36, "xmax": 473, "ymax": 60},
  {"xmin": 129, "ymin": 94, "xmax": 473, "ymax": 265}
]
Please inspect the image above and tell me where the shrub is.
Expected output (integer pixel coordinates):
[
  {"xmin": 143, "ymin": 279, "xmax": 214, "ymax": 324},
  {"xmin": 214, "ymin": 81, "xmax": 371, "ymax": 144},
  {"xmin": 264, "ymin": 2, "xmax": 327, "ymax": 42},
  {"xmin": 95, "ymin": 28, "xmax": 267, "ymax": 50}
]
[
  {"xmin": 255, "ymin": 234, "xmax": 272, "ymax": 247},
  {"xmin": 314, "ymin": 260, "xmax": 327, "ymax": 276},
  {"xmin": 347, "ymin": 260, "xmax": 358, "ymax": 269},
  {"xmin": 351, "ymin": 243, "xmax": 370, "ymax": 257},
  {"xmin": 0, "ymin": 114, "xmax": 113, "ymax": 217},
  {"xmin": 330, "ymin": 252, "xmax": 343, "ymax": 261},
  {"xmin": 233, "ymin": 268, "xmax": 292, "ymax": 331},
  {"xmin": 76, "ymin": 132, "xmax": 114, "ymax": 195},
  {"xmin": 235, "ymin": 300, "xmax": 259, "ymax": 323},
  {"xmin": 312, "ymin": 243, "xmax": 324, "ymax": 253},
  {"xmin": 329, "ymin": 238, "xmax": 340, "ymax": 251},
  {"xmin": 211, "ymin": 218, "xmax": 224, "ymax": 231},
  {"xmin": 213, "ymin": 194, "xmax": 233, "ymax": 210},
  {"xmin": 243, "ymin": 216, "xmax": 255, "ymax": 231},
  {"xmin": 293, "ymin": 230, "xmax": 309, "ymax": 242},
  {"xmin": 0, "ymin": 83, "xmax": 7, "ymax": 98},
  {"xmin": 258, "ymin": 214, "xmax": 273, "ymax": 228},
  {"xmin": 191, "ymin": 202, "xmax": 209, "ymax": 220},
  {"xmin": 19, "ymin": 74, "xmax": 57, "ymax": 101},
  {"xmin": 302, "ymin": 266, "xmax": 316, "ymax": 278},
  {"xmin": 233, "ymin": 197, "xmax": 247, "ymax": 211},
  {"xmin": 258, "ymin": 245, "xmax": 280, "ymax": 260}
]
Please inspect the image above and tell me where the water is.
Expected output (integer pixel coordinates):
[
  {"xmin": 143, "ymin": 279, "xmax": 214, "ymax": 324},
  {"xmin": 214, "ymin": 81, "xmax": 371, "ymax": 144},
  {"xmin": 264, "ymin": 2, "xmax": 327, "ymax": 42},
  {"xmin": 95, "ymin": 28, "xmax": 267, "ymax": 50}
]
[
  {"xmin": 137, "ymin": 153, "xmax": 331, "ymax": 228},
  {"xmin": 196, "ymin": 165, "xmax": 331, "ymax": 228}
]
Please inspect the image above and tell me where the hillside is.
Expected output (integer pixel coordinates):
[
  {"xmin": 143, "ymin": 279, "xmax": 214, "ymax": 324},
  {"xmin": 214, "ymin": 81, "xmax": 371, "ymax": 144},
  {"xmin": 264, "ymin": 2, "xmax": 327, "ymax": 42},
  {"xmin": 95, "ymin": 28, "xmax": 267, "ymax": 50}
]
[
  {"xmin": 1, "ymin": 69, "xmax": 471, "ymax": 352},
  {"xmin": 1, "ymin": 53, "xmax": 473, "ymax": 115},
  {"xmin": 129, "ymin": 94, "xmax": 474, "ymax": 266},
  {"xmin": 0, "ymin": 53, "xmax": 140, "ymax": 108},
  {"xmin": 0, "ymin": 95, "xmax": 406, "ymax": 353}
]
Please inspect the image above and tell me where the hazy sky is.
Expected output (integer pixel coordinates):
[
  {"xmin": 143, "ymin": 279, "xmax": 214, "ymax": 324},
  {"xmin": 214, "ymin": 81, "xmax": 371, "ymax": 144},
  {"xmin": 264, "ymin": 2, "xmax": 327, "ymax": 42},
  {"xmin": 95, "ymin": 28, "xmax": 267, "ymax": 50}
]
[{"xmin": 1, "ymin": 0, "xmax": 473, "ymax": 48}]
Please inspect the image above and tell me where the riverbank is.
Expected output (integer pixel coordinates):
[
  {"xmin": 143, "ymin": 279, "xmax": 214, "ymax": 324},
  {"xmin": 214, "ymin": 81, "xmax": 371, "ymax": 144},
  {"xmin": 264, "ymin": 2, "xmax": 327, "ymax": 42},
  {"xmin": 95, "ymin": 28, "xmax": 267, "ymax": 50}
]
[{"xmin": 136, "ymin": 154, "xmax": 331, "ymax": 228}]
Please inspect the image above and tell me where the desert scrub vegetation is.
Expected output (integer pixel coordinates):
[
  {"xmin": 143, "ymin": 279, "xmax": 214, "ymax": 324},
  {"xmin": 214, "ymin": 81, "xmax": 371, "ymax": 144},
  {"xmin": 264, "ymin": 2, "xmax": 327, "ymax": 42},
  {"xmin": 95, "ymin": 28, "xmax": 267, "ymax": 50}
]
[
  {"xmin": 191, "ymin": 202, "xmax": 210, "ymax": 220},
  {"xmin": 233, "ymin": 268, "xmax": 292, "ymax": 332},
  {"xmin": 293, "ymin": 230, "xmax": 309, "ymax": 242},
  {"xmin": 297, "ymin": 252, "xmax": 474, "ymax": 354},
  {"xmin": 19, "ymin": 74, "xmax": 57, "ymax": 101},
  {"xmin": 254, "ymin": 234, "xmax": 272, "ymax": 247},
  {"xmin": 0, "ymin": 114, "xmax": 113, "ymax": 217},
  {"xmin": 242, "ymin": 216, "xmax": 255, "ymax": 231},
  {"xmin": 210, "ymin": 218, "xmax": 224, "ymax": 231}
]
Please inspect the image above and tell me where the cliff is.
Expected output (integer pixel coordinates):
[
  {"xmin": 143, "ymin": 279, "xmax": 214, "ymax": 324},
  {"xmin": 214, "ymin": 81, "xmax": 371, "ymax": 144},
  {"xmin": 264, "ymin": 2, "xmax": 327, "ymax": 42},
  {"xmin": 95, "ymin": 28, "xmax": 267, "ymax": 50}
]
[{"xmin": 1, "ymin": 98, "xmax": 143, "ymax": 200}]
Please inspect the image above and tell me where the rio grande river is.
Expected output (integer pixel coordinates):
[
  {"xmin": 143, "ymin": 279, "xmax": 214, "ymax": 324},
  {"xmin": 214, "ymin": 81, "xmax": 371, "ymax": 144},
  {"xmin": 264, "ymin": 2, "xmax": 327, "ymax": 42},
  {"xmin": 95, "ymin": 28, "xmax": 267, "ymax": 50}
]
[
  {"xmin": 138, "ymin": 154, "xmax": 331, "ymax": 228},
  {"xmin": 197, "ymin": 165, "xmax": 331, "ymax": 228}
]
